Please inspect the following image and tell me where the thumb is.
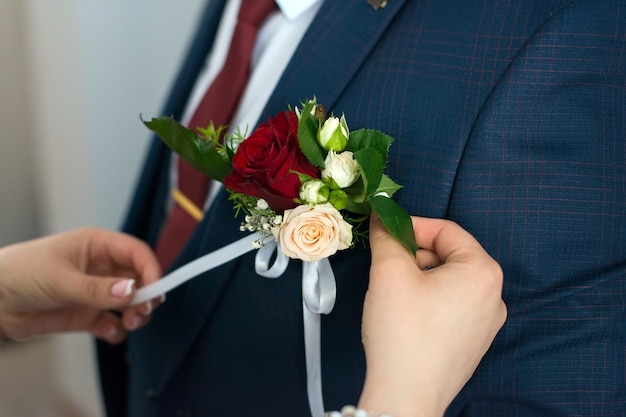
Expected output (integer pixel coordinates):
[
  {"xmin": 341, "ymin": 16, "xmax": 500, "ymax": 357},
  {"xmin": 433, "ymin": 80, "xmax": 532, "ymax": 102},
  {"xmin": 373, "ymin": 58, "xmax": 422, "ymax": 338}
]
[
  {"xmin": 368, "ymin": 215, "xmax": 421, "ymax": 294},
  {"xmin": 369, "ymin": 214, "xmax": 415, "ymax": 264}
]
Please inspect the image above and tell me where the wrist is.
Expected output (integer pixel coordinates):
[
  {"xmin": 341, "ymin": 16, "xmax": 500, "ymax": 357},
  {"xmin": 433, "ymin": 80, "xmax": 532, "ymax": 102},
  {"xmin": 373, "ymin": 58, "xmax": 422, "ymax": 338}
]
[
  {"xmin": 358, "ymin": 370, "xmax": 448, "ymax": 417},
  {"xmin": 326, "ymin": 405, "xmax": 392, "ymax": 417}
]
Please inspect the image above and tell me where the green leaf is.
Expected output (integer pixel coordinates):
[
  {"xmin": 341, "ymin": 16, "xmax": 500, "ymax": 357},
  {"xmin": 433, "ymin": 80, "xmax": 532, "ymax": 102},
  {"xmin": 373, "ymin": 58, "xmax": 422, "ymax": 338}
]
[
  {"xmin": 354, "ymin": 148, "xmax": 384, "ymax": 197},
  {"xmin": 344, "ymin": 199, "xmax": 371, "ymax": 215},
  {"xmin": 297, "ymin": 102, "xmax": 325, "ymax": 168},
  {"xmin": 346, "ymin": 129, "xmax": 394, "ymax": 165},
  {"xmin": 375, "ymin": 174, "xmax": 403, "ymax": 198},
  {"xmin": 294, "ymin": 171, "xmax": 318, "ymax": 185},
  {"xmin": 344, "ymin": 174, "xmax": 366, "ymax": 202},
  {"xmin": 143, "ymin": 116, "xmax": 231, "ymax": 183},
  {"xmin": 370, "ymin": 195, "xmax": 418, "ymax": 256}
]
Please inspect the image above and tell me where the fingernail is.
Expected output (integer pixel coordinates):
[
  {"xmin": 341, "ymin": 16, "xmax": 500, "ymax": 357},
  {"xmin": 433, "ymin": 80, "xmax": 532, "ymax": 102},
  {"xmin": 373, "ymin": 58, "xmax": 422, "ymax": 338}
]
[
  {"xmin": 111, "ymin": 279, "xmax": 135, "ymax": 298},
  {"xmin": 141, "ymin": 301, "xmax": 153, "ymax": 316},
  {"xmin": 159, "ymin": 293, "xmax": 166, "ymax": 303},
  {"xmin": 129, "ymin": 315, "xmax": 143, "ymax": 331},
  {"xmin": 107, "ymin": 325, "xmax": 119, "ymax": 341}
]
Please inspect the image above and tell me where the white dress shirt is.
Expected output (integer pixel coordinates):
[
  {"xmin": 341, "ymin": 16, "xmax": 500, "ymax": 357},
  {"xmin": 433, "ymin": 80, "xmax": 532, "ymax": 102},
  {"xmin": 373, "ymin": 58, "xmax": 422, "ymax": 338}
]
[{"xmin": 167, "ymin": 0, "xmax": 323, "ymax": 212}]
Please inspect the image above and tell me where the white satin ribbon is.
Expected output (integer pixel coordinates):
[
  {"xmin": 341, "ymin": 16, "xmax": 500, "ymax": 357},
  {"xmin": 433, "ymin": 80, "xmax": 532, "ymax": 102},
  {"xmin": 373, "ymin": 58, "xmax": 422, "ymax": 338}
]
[
  {"xmin": 255, "ymin": 242, "xmax": 336, "ymax": 417},
  {"xmin": 131, "ymin": 233, "xmax": 337, "ymax": 417},
  {"xmin": 302, "ymin": 259, "xmax": 336, "ymax": 417},
  {"xmin": 131, "ymin": 232, "xmax": 262, "ymax": 305},
  {"xmin": 254, "ymin": 238, "xmax": 290, "ymax": 278}
]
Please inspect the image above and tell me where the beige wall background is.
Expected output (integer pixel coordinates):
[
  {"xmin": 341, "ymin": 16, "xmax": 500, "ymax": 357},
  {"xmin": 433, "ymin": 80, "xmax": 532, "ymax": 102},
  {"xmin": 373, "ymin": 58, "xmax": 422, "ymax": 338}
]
[
  {"xmin": 0, "ymin": 0, "xmax": 39, "ymax": 247},
  {"xmin": 0, "ymin": 0, "xmax": 205, "ymax": 415}
]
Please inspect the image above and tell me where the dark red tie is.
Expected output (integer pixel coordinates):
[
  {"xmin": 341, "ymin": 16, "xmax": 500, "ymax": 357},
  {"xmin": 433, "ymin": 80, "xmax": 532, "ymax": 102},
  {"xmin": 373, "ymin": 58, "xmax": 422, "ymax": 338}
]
[{"xmin": 155, "ymin": 0, "xmax": 276, "ymax": 270}]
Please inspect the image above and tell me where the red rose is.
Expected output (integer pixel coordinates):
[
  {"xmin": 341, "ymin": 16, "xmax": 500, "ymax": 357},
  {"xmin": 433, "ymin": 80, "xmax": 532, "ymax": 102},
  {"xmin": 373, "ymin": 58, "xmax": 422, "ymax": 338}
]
[{"xmin": 224, "ymin": 110, "xmax": 320, "ymax": 212}]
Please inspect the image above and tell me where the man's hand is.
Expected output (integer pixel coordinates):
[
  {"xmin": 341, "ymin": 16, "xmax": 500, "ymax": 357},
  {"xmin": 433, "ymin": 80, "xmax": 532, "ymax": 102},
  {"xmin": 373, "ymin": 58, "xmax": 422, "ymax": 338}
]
[{"xmin": 360, "ymin": 216, "xmax": 507, "ymax": 417}]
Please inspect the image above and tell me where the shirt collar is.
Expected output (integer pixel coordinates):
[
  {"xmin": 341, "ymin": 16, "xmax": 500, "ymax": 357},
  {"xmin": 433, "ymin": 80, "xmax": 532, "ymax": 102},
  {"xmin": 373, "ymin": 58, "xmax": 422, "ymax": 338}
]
[{"xmin": 275, "ymin": 0, "xmax": 323, "ymax": 20}]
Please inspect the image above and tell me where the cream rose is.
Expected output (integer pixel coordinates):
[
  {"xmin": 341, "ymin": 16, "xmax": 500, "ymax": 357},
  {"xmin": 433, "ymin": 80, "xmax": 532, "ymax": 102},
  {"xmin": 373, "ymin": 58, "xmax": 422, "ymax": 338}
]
[
  {"xmin": 321, "ymin": 150, "xmax": 360, "ymax": 189},
  {"xmin": 272, "ymin": 203, "xmax": 353, "ymax": 262}
]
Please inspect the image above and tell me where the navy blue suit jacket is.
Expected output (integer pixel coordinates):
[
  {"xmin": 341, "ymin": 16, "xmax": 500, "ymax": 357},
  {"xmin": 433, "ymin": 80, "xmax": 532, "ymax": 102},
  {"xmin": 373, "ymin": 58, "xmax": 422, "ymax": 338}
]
[{"xmin": 98, "ymin": 1, "xmax": 626, "ymax": 416}]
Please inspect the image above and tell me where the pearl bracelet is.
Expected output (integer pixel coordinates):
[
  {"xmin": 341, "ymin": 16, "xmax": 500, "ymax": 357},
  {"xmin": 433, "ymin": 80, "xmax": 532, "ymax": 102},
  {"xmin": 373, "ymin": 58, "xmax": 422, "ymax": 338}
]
[{"xmin": 325, "ymin": 405, "xmax": 393, "ymax": 417}]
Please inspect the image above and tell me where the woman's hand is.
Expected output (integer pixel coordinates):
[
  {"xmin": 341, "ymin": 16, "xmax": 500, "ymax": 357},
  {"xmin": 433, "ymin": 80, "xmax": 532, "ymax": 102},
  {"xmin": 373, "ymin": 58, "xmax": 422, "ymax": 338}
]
[
  {"xmin": 359, "ymin": 216, "xmax": 507, "ymax": 417},
  {"xmin": 0, "ymin": 228, "xmax": 162, "ymax": 344}
]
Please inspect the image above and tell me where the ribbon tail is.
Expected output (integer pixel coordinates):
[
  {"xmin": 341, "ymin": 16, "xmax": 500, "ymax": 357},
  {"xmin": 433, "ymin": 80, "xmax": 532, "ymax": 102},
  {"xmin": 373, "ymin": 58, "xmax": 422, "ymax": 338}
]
[
  {"xmin": 301, "ymin": 259, "xmax": 337, "ymax": 417},
  {"xmin": 303, "ymin": 304, "xmax": 324, "ymax": 417},
  {"xmin": 131, "ymin": 232, "xmax": 262, "ymax": 305}
]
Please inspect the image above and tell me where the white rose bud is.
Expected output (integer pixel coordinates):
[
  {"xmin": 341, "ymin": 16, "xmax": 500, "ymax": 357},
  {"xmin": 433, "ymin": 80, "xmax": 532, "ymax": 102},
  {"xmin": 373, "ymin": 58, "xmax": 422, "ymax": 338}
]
[
  {"xmin": 295, "ymin": 98, "xmax": 318, "ymax": 120},
  {"xmin": 294, "ymin": 106, "xmax": 310, "ymax": 120},
  {"xmin": 318, "ymin": 114, "xmax": 349, "ymax": 151},
  {"xmin": 322, "ymin": 150, "xmax": 360, "ymax": 189},
  {"xmin": 299, "ymin": 180, "xmax": 330, "ymax": 204},
  {"xmin": 272, "ymin": 203, "xmax": 353, "ymax": 262}
]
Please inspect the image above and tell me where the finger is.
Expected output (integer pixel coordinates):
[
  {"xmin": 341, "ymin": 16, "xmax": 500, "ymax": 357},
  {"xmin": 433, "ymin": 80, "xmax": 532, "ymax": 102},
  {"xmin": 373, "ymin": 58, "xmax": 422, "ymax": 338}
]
[
  {"xmin": 44, "ymin": 309, "xmax": 128, "ymax": 344},
  {"xmin": 123, "ymin": 295, "xmax": 163, "ymax": 319},
  {"xmin": 369, "ymin": 214, "xmax": 417, "ymax": 265},
  {"xmin": 4, "ymin": 308, "xmax": 126, "ymax": 342},
  {"xmin": 121, "ymin": 310, "xmax": 151, "ymax": 332},
  {"xmin": 415, "ymin": 249, "xmax": 442, "ymax": 270},
  {"xmin": 83, "ymin": 228, "xmax": 162, "ymax": 287},
  {"xmin": 411, "ymin": 217, "xmax": 488, "ymax": 265},
  {"xmin": 54, "ymin": 272, "xmax": 138, "ymax": 309},
  {"xmin": 368, "ymin": 215, "xmax": 424, "ymax": 294},
  {"xmin": 88, "ymin": 312, "xmax": 127, "ymax": 344}
]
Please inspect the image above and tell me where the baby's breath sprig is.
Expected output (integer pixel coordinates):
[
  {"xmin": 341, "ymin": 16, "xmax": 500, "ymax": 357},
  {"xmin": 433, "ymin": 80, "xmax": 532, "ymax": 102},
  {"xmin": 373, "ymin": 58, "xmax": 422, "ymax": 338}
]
[{"xmin": 228, "ymin": 194, "xmax": 282, "ymax": 248}]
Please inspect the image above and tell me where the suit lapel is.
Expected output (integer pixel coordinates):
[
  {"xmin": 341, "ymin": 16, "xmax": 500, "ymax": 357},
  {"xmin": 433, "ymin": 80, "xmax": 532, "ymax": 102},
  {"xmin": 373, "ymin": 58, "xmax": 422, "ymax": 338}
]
[{"xmin": 261, "ymin": 0, "xmax": 408, "ymax": 119}]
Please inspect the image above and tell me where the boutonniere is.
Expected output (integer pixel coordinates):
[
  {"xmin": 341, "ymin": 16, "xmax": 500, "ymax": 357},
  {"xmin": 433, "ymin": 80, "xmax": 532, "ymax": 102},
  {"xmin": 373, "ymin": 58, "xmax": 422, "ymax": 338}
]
[
  {"xmin": 143, "ymin": 97, "xmax": 417, "ymax": 261},
  {"xmin": 139, "ymin": 96, "xmax": 415, "ymax": 417}
]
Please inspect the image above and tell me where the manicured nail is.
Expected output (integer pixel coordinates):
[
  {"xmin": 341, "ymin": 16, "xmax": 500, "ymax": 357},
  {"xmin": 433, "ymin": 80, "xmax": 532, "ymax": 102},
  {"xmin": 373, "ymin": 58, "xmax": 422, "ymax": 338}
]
[
  {"xmin": 111, "ymin": 279, "xmax": 135, "ymax": 298},
  {"xmin": 129, "ymin": 315, "xmax": 143, "ymax": 331},
  {"xmin": 107, "ymin": 325, "xmax": 120, "ymax": 341},
  {"xmin": 141, "ymin": 301, "xmax": 153, "ymax": 316}
]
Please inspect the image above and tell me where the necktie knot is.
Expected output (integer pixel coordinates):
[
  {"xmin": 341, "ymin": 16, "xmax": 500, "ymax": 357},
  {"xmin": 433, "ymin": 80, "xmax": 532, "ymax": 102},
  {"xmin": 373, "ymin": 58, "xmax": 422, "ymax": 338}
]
[{"xmin": 238, "ymin": 0, "xmax": 277, "ymax": 27}]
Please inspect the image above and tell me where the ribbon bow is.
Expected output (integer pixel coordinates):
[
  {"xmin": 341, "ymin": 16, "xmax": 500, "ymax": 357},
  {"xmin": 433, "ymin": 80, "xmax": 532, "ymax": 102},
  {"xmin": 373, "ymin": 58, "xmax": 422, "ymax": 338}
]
[{"xmin": 133, "ymin": 233, "xmax": 336, "ymax": 417}]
